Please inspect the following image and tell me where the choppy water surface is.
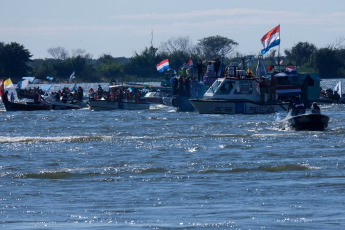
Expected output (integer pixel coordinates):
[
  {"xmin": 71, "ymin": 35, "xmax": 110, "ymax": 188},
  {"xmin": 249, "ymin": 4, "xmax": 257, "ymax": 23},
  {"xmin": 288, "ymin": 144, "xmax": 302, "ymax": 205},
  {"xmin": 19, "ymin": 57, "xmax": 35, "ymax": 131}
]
[{"xmin": 1, "ymin": 81, "xmax": 345, "ymax": 229}]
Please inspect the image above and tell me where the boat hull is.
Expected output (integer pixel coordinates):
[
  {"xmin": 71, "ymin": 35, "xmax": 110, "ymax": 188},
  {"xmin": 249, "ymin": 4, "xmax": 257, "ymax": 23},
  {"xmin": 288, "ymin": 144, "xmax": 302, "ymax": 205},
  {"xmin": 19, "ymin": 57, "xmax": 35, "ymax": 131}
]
[
  {"xmin": 189, "ymin": 99, "xmax": 288, "ymax": 114},
  {"xmin": 3, "ymin": 101, "xmax": 52, "ymax": 111},
  {"xmin": 286, "ymin": 114, "xmax": 329, "ymax": 131},
  {"xmin": 88, "ymin": 99, "xmax": 150, "ymax": 111},
  {"xmin": 172, "ymin": 96, "xmax": 195, "ymax": 112}
]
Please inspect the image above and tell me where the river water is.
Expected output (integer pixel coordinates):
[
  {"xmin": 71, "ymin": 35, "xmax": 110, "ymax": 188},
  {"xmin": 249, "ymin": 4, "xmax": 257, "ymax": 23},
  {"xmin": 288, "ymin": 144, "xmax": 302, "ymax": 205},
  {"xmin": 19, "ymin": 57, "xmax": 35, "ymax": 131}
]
[{"xmin": 1, "ymin": 79, "xmax": 345, "ymax": 229}]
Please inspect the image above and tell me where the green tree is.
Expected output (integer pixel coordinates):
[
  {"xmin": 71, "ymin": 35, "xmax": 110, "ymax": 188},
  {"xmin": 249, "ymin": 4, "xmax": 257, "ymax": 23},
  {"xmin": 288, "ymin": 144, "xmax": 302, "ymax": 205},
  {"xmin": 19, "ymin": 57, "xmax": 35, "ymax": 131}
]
[
  {"xmin": 0, "ymin": 42, "xmax": 32, "ymax": 80},
  {"xmin": 97, "ymin": 54, "xmax": 123, "ymax": 80},
  {"xmin": 310, "ymin": 48, "xmax": 341, "ymax": 78},
  {"xmin": 196, "ymin": 35, "xmax": 238, "ymax": 59},
  {"xmin": 285, "ymin": 42, "xmax": 317, "ymax": 66},
  {"xmin": 124, "ymin": 46, "xmax": 162, "ymax": 79}
]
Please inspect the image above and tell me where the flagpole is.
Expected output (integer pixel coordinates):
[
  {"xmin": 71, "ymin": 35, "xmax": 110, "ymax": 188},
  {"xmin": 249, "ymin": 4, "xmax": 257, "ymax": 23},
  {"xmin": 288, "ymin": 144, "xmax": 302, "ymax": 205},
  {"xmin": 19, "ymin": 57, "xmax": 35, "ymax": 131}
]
[{"xmin": 278, "ymin": 24, "xmax": 281, "ymax": 69}]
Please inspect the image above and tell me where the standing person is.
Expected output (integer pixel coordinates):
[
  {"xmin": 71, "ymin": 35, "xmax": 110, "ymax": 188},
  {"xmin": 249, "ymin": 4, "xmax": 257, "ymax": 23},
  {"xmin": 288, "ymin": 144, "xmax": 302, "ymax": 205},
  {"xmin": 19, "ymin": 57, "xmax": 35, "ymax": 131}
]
[
  {"xmin": 195, "ymin": 58, "xmax": 203, "ymax": 82},
  {"xmin": 190, "ymin": 76, "xmax": 200, "ymax": 99},
  {"xmin": 258, "ymin": 76, "xmax": 267, "ymax": 104},
  {"xmin": 214, "ymin": 58, "xmax": 221, "ymax": 76},
  {"xmin": 2, "ymin": 90, "xmax": 9, "ymax": 102},
  {"xmin": 10, "ymin": 92, "xmax": 15, "ymax": 102},
  {"xmin": 268, "ymin": 74, "xmax": 277, "ymax": 101}
]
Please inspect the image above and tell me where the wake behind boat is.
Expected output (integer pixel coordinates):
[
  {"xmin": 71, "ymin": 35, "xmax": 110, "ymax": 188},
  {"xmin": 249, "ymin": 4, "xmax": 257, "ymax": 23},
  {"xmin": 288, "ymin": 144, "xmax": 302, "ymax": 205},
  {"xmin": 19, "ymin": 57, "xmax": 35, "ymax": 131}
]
[{"xmin": 278, "ymin": 102, "xmax": 329, "ymax": 131}]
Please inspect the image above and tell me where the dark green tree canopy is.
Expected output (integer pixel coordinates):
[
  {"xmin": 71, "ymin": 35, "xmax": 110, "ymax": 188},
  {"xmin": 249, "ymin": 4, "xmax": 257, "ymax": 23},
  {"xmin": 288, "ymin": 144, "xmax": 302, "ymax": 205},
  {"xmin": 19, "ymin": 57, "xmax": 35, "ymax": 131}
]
[
  {"xmin": 0, "ymin": 42, "xmax": 32, "ymax": 81},
  {"xmin": 285, "ymin": 42, "xmax": 316, "ymax": 66},
  {"xmin": 196, "ymin": 35, "xmax": 238, "ymax": 59}
]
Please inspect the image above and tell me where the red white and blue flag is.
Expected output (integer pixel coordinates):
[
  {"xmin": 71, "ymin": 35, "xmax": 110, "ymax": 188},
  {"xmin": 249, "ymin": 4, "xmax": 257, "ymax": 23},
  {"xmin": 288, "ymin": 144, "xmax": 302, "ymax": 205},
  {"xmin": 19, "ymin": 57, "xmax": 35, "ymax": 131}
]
[
  {"xmin": 188, "ymin": 56, "xmax": 193, "ymax": 67},
  {"xmin": 156, "ymin": 59, "xmax": 169, "ymax": 73},
  {"xmin": 286, "ymin": 66, "xmax": 296, "ymax": 73},
  {"xmin": 260, "ymin": 25, "xmax": 280, "ymax": 55}
]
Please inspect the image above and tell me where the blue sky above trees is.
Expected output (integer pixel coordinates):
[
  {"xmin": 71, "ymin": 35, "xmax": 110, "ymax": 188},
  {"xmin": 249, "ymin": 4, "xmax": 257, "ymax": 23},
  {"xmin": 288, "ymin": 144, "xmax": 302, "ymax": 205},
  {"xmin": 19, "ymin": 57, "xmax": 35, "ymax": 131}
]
[{"xmin": 1, "ymin": 0, "xmax": 345, "ymax": 59}]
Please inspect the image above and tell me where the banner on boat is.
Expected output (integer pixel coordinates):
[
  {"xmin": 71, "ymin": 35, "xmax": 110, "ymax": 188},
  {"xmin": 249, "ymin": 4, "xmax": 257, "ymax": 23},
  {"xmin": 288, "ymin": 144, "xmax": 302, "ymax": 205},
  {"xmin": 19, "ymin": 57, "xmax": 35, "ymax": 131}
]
[
  {"xmin": 4, "ymin": 78, "xmax": 14, "ymax": 89},
  {"xmin": 156, "ymin": 59, "xmax": 169, "ymax": 73},
  {"xmin": 260, "ymin": 25, "xmax": 280, "ymax": 55}
]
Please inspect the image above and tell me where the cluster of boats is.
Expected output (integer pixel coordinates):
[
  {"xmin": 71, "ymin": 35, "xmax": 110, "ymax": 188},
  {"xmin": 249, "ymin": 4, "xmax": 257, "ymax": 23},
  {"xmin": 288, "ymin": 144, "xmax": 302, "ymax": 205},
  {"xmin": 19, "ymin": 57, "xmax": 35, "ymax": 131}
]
[{"xmin": 1, "ymin": 61, "xmax": 341, "ymax": 131}]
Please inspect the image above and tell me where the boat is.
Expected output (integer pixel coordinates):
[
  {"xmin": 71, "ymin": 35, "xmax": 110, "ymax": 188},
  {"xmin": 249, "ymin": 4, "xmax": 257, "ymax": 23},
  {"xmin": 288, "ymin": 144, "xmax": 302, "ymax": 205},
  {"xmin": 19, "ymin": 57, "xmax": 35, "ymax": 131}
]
[
  {"xmin": 88, "ymin": 84, "xmax": 150, "ymax": 111},
  {"xmin": 88, "ymin": 99, "xmax": 150, "ymax": 111},
  {"xmin": 170, "ymin": 77, "xmax": 209, "ymax": 112},
  {"xmin": 189, "ymin": 67, "xmax": 289, "ymax": 114},
  {"xmin": 2, "ymin": 100, "xmax": 52, "ymax": 111},
  {"xmin": 142, "ymin": 87, "xmax": 172, "ymax": 105},
  {"xmin": 279, "ymin": 106, "xmax": 329, "ymax": 131}
]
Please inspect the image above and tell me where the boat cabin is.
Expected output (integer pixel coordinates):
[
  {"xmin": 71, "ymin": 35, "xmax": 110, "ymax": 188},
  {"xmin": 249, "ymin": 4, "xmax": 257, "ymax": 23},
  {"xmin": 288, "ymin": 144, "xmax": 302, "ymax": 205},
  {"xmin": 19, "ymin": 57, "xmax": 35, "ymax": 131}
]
[{"xmin": 203, "ymin": 77, "xmax": 262, "ymax": 102}]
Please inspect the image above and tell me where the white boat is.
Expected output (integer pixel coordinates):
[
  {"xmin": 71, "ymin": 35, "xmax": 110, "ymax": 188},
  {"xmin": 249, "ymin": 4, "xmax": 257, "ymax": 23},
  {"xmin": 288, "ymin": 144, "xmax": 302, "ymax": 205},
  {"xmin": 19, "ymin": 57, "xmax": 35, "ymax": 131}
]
[{"xmin": 190, "ymin": 76, "xmax": 289, "ymax": 114}]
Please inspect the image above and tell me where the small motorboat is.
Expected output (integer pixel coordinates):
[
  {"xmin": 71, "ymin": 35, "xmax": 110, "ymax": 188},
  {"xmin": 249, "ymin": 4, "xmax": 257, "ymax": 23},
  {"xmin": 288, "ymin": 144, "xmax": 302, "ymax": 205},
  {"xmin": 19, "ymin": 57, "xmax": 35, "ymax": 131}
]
[
  {"xmin": 88, "ymin": 85, "xmax": 150, "ymax": 111},
  {"xmin": 280, "ymin": 107, "xmax": 329, "ymax": 131}
]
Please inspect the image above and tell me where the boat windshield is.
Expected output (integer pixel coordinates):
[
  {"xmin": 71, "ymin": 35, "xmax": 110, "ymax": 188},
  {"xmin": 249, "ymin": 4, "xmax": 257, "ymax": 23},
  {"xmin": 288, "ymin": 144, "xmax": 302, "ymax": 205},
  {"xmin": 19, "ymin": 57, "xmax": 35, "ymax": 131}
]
[
  {"xmin": 234, "ymin": 80, "xmax": 253, "ymax": 94},
  {"xmin": 205, "ymin": 80, "xmax": 222, "ymax": 94},
  {"xmin": 215, "ymin": 80, "xmax": 233, "ymax": 95}
]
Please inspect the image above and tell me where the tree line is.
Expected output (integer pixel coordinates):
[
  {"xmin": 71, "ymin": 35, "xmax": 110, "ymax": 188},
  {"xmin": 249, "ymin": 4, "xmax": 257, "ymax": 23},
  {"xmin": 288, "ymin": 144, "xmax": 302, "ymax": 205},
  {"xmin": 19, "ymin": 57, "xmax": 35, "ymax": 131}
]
[{"xmin": 0, "ymin": 36, "xmax": 344, "ymax": 83}]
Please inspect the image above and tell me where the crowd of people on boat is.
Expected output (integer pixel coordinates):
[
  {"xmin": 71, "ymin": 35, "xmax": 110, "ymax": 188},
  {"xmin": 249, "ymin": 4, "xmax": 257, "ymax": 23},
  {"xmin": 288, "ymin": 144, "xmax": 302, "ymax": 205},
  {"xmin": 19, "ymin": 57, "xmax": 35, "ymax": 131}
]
[
  {"xmin": 288, "ymin": 96, "xmax": 321, "ymax": 115},
  {"xmin": 17, "ymin": 86, "xmax": 46, "ymax": 98},
  {"xmin": 49, "ymin": 86, "xmax": 84, "ymax": 104},
  {"xmin": 320, "ymin": 88, "xmax": 341, "ymax": 101},
  {"xmin": 88, "ymin": 85, "xmax": 143, "ymax": 103}
]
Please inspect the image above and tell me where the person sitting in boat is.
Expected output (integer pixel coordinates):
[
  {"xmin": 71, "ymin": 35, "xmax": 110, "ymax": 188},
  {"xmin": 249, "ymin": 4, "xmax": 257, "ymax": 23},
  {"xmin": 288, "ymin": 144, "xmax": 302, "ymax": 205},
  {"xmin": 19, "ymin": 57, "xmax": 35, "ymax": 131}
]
[
  {"xmin": 291, "ymin": 96, "xmax": 306, "ymax": 115},
  {"xmin": 311, "ymin": 102, "xmax": 321, "ymax": 114},
  {"xmin": 61, "ymin": 92, "xmax": 68, "ymax": 103},
  {"xmin": 34, "ymin": 91, "xmax": 40, "ymax": 103},
  {"xmin": 333, "ymin": 91, "xmax": 340, "ymax": 100},
  {"xmin": 97, "ymin": 85, "xmax": 103, "ymax": 98}
]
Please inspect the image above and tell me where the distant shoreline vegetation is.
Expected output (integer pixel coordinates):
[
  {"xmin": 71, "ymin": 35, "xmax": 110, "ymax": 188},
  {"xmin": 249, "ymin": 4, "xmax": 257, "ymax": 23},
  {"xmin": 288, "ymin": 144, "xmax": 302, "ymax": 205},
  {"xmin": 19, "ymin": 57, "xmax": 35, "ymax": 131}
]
[{"xmin": 0, "ymin": 37, "xmax": 345, "ymax": 83}]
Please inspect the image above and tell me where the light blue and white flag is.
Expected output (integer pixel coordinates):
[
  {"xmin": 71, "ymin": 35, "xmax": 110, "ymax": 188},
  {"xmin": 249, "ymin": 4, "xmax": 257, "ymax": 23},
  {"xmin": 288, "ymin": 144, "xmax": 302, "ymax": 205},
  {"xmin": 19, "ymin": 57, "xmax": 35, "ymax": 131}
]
[
  {"xmin": 334, "ymin": 81, "xmax": 342, "ymax": 97},
  {"xmin": 46, "ymin": 76, "xmax": 54, "ymax": 81}
]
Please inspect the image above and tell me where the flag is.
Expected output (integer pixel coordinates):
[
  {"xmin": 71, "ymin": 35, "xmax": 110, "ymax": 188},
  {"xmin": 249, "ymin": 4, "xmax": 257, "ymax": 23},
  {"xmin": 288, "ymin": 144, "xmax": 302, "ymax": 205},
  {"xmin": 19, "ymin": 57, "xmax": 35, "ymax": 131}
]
[
  {"xmin": 256, "ymin": 58, "xmax": 266, "ymax": 79},
  {"xmin": 188, "ymin": 56, "xmax": 193, "ymax": 67},
  {"xmin": 4, "ymin": 78, "xmax": 14, "ymax": 89},
  {"xmin": 46, "ymin": 76, "xmax": 54, "ymax": 81},
  {"xmin": 22, "ymin": 76, "xmax": 35, "ymax": 83},
  {"xmin": 334, "ymin": 81, "xmax": 342, "ymax": 97},
  {"xmin": 156, "ymin": 59, "xmax": 169, "ymax": 73},
  {"xmin": 279, "ymin": 58, "xmax": 284, "ymax": 65},
  {"xmin": 286, "ymin": 66, "xmax": 296, "ymax": 73},
  {"xmin": 17, "ymin": 79, "xmax": 29, "ymax": 89},
  {"xmin": 260, "ymin": 25, "xmax": 280, "ymax": 55},
  {"xmin": 0, "ymin": 79, "xmax": 3, "ymax": 100},
  {"xmin": 69, "ymin": 71, "xmax": 76, "ymax": 82}
]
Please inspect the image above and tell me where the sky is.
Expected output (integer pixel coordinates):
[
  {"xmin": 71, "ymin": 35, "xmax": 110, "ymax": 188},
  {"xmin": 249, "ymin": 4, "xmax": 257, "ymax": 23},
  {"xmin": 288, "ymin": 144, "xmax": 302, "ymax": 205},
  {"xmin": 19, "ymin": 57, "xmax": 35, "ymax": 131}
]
[{"xmin": 1, "ymin": 0, "xmax": 345, "ymax": 59}]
